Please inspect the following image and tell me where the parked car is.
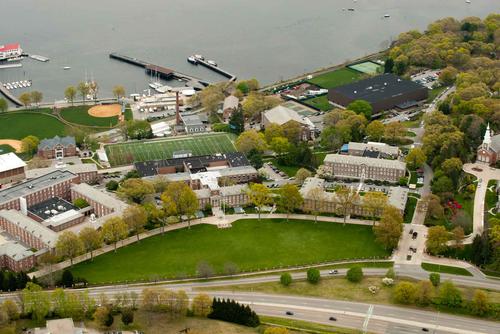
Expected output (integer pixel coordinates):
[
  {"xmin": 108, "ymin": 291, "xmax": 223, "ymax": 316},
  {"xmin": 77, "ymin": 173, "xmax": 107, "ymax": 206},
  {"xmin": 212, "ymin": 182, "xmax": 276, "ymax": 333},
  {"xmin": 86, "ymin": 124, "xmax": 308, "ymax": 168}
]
[
  {"xmin": 328, "ymin": 269, "xmax": 339, "ymax": 275},
  {"xmin": 409, "ymin": 229, "xmax": 414, "ymax": 235},
  {"xmin": 412, "ymin": 232, "xmax": 418, "ymax": 240},
  {"xmin": 329, "ymin": 316, "xmax": 337, "ymax": 321},
  {"xmin": 286, "ymin": 311, "xmax": 294, "ymax": 315},
  {"xmin": 422, "ymin": 328, "xmax": 429, "ymax": 332}
]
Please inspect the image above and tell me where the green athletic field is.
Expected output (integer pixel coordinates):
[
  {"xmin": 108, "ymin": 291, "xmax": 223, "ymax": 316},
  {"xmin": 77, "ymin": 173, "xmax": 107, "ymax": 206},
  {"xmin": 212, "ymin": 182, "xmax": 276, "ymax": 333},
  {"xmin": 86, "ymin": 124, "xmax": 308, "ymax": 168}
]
[
  {"xmin": 60, "ymin": 106, "xmax": 119, "ymax": 127},
  {"xmin": 348, "ymin": 61, "xmax": 383, "ymax": 75},
  {"xmin": 307, "ymin": 68, "xmax": 363, "ymax": 89},
  {"xmin": 70, "ymin": 218, "xmax": 390, "ymax": 284},
  {"xmin": 0, "ymin": 112, "xmax": 67, "ymax": 140},
  {"xmin": 105, "ymin": 132, "xmax": 237, "ymax": 166}
]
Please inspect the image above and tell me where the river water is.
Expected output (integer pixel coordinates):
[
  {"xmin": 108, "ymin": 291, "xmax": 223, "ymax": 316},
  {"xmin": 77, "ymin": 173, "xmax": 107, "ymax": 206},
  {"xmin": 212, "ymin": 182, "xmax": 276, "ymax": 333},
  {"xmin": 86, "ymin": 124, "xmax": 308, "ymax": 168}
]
[{"xmin": 0, "ymin": 0, "xmax": 498, "ymax": 102}]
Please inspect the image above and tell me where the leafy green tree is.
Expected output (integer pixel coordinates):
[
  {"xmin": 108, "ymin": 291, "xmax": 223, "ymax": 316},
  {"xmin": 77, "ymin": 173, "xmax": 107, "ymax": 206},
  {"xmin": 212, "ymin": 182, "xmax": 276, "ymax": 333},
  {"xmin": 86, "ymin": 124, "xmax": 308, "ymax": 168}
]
[
  {"xmin": 264, "ymin": 123, "xmax": 284, "ymax": 143},
  {"xmin": 384, "ymin": 122, "xmax": 406, "ymax": 143},
  {"xmin": 64, "ymin": 86, "xmax": 77, "ymax": 105},
  {"xmin": 346, "ymin": 266, "xmax": 363, "ymax": 283},
  {"xmin": 335, "ymin": 186, "xmax": 360, "ymax": 226},
  {"xmin": 236, "ymin": 129, "xmax": 267, "ymax": 153},
  {"xmin": 77, "ymin": 82, "xmax": 90, "ymax": 104},
  {"xmin": 438, "ymin": 281, "xmax": 462, "ymax": 307},
  {"xmin": 426, "ymin": 226, "xmax": 450, "ymax": 255},
  {"xmin": 277, "ymin": 184, "xmax": 304, "ymax": 221},
  {"xmin": 374, "ymin": 205, "xmax": 403, "ymax": 250},
  {"xmin": 2, "ymin": 300, "xmax": 19, "ymax": 321},
  {"xmin": 199, "ymin": 84, "xmax": 225, "ymax": 113},
  {"xmin": 441, "ymin": 158, "xmax": 463, "ymax": 188},
  {"xmin": 431, "ymin": 176, "xmax": 454, "ymax": 197},
  {"xmin": 105, "ymin": 180, "xmax": 119, "ymax": 191},
  {"xmin": 79, "ymin": 227, "xmax": 102, "ymax": 261},
  {"xmin": 19, "ymin": 92, "xmax": 31, "ymax": 108},
  {"xmin": 306, "ymin": 268, "xmax": 320, "ymax": 284},
  {"xmin": 121, "ymin": 307, "xmax": 134, "ymax": 325},
  {"xmin": 21, "ymin": 135, "xmax": 40, "ymax": 154},
  {"xmin": 347, "ymin": 100, "xmax": 372, "ymax": 119},
  {"xmin": 229, "ymin": 109, "xmax": 244, "ymax": 134},
  {"xmin": 393, "ymin": 281, "xmax": 416, "ymax": 304},
  {"xmin": 126, "ymin": 120, "xmax": 153, "ymax": 139},
  {"xmin": 247, "ymin": 183, "xmax": 271, "ymax": 221},
  {"xmin": 0, "ymin": 98, "xmax": 8, "ymax": 112},
  {"xmin": 101, "ymin": 217, "xmax": 129, "ymax": 252},
  {"xmin": 73, "ymin": 198, "xmax": 89, "ymax": 208},
  {"xmin": 295, "ymin": 168, "xmax": 312, "ymax": 185},
  {"xmin": 415, "ymin": 280, "xmax": 434, "ymax": 306},
  {"xmin": 56, "ymin": 231, "xmax": 84, "ymax": 266},
  {"xmin": 61, "ymin": 269, "xmax": 74, "ymax": 288},
  {"xmin": 280, "ymin": 273, "xmax": 292, "ymax": 286},
  {"xmin": 363, "ymin": 191, "xmax": 388, "ymax": 225},
  {"xmin": 123, "ymin": 205, "xmax": 148, "ymax": 241},
  {"xmin": 270, "ymin": 136, "xmax": 290, "ymax": 157},
  {"xmin": 281, "ymin": 121, "xmax": 302, "ymax": 144},
  {"xmin": 112, "ymin": 85, "xmax": 126, "ymax": 100},
  {"xmin": 384, "ymin": 58, "xmax": 394, "ymax": 73},
  {"xmin": 117, "ymin": 178, "xmax": 155, "ymax": 204},
  {"xmin": 366, "ymin": 120, "xmax": 385, "ymax": 141},
  {"xmin": 30, "ymin": 91, "xmax": 43, "ymax": 106},
  {"xmin": 469, "ymin": 290, "xmax": 490, "ymax": 316},
  {"xmin": 406, "ymin": 148, "xmax": 427, "ymax": 170},
  {"xmin": 22, "ymin": 283, "xmax": 50, "ymax": 322},
  {"xmin": 429, "ymin": 272, "xmax": 441, "ymax": 287},
  {"xmin": 320, "ymin": 126, "xmax": 345, "ymax": 151}
]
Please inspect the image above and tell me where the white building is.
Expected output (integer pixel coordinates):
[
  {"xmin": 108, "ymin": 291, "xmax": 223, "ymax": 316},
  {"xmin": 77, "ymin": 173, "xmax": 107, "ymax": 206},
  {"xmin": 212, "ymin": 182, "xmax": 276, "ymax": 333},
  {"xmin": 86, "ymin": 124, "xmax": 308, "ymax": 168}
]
[{"xmin": 0, "ymin": 43, "xmax": 22, "ymax": 60}]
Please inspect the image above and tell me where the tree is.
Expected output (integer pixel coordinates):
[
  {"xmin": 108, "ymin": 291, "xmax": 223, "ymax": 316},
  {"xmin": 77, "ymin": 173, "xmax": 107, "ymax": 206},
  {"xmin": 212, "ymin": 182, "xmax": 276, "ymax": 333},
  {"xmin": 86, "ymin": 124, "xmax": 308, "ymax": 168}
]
[
  {"xmin": 117, "ymin": 178, "xmax": 155, "ymax": 204},
  {"xmin": 77, "ymin": 82, "xmax": 90, "ymax": 104},
  {"xmin": 121, "ymin": 307, "xmax": 134, "ymax": 325},
  {"xmin": 384, "ymin": 122, "xmax": 406, "ymax": 143},
  {"xmin": 64, "ymin": 86, "xmax": 77, "ymax": 105},
  {"xmin": 21, "ymin": 135, "xmax": 39, "ymax": 154},
  {"xmin": 94, "ymin": 306, "xmax": 113, "ymax": 327},
  {"xmin": 159, "ymin": 193, "xmax": 177, "ymax": 234},
  {"xmin": 277, "ymin": 184, "xmax": 303, "ymax": 222},
  {"xmin": 306, "ymin": 268, "xmax": 320, "ymax": 284},
  {"xmin": 451, "ymin": 226, "xmax": 465, "ymax": 249},
  {"xmin": 295, "ymin": 168, "xmax": 312, "ymax": 185},
  {"xmin": 419, "ymin": 194, "xmax": 444, "ymax": 220},
  {"xmin": 441, "ymin": 158, "xmax": 463, "ymax": 187},
  {"xmin": 347, "ymin": 100, "xmax": 372, "ymax": 119},
  {"xmin": 0, "ymin": 98, "xmax": 8, "ymax": 112},
  {"xmin": 281, "ymin": 121, "xmax": 302, "ymax": 144},
  {"xmin": 101, "ymin": 217, "xmax": 129, "ymax": 252},
  {"xmin": 2, "ymin": 300, "xmax": 19, "ymax": 321},
  {"xmin": 393, "ymin": 281, "xmax": 416, "ymax": 304},
  {"xmin": 22, "ymin": 283, "xmax": 50, "ymax": 322},
  {"xmin": 247, "ymin": 148, "xmax": 263, "ymax": 169},
  {"xmin": 366, "ymin": 120, "xmax": 385, "ymax": 141},
  {"xmin": 264, "ymin": 123, "xmax": 284, "ymax": 143},
  {"xmin": 61, "ymin": 269, "xmax": 74, "ymax": 288},
  {"xmin": 429, "ymin": 272, "xmax": 441, "ymax": 287},
  {"xmin": 415, "ymin": 280, "xmax": 434, "ymax": 306},
  {"xmin": 280, "ymin": 273, "xmax": 292, "ymax": 286},
  {"xmin": 56, "ymin": 231, "xmax": 84, "ymax": 266},
  {"xmin": 229, "ymin": 109, "xmax": 244, "ymax": 134},
  {"xmin": 439, "ymin": 66, "xmax": 458, "ymax": 85},
  {"xmin": 112, "ymin": 85, "xmax": 126, "ymax": 100},
  {"xmin": 320, "ymin": 126, "xmax": 345, "ymax": 151},
  {"xmin": 197, "ymin": 261, "xmax": 214, "ymax": 278},
  {"xmin": 374, "ymin": 205, "xmax": 403, "ymax": 250},
  {"xmin": 123, "ymin": 205, "xmax": 148, "ymax": 241},
  {"xmin": 19, "ymin": 92, "xmax": 31, "ymax": 108},
  {"xmin": 235, "ymin": 129, "xmax": 267, "ymax": 153},
  {"xmin": 438, "ymin": 281, "xmax": 462, "ymax": 307},
  {"xmin": 384, "ymin": 57, "xmax": 394, "ymax": 73},
  {"xmin": 270, "ymin": 136, "xmax": 290, "ymax": 156},
  {"xmin": 335, "ymin": 186, "xmax": 360, "ymax": 225},
  {"xmin": 192, "ymin": 293, "xmax": 212, "ymax": 317},
  {"xmin": 346, "ymin": 266, "xmax": 363, "ymax": 282},
  {"xmin": 199, "ymin": 84, "xmax": 225, "ymax": 113},
  {"xmin": 431, "ymin": 176, "xmax": 454, "ymax": 197},
  {"xmin": 426, "ymin": 226, "xmax": 450, "ymax": 255},
  {"xmin": 30, "ymin": 91, "xmax": 43, "ymax": 106},
  {"xmin": 37, "ymin": 252, "xmax": 58, "ymax": 287},
  {"xmin": 306, "ymin": 187, "xmax": 325, "ymax": 223},
  {"xmin": 79, "ymin": 227, "xmax": 102, "ymax": 261},
  {"xmin": 125, "ymin": 120, "xmax": 153, "ymax": 139},
  {"xmin": 177, "ymin": 184, "xmax": 199, "ymax": 229},
  {"xmin": 469, "ymin": 290, "xmax": 490, "ymax": 316},
  {"xmin": 363, "ymin": 191, "xmax": 388, "ymax": 225},
  {"xmin": 242, "ymin": 92, "xmax": 279, "ymax": 121},
  {"xmin": 406, "ymin": 148, "xmax": 427, "ymax": 170},
  {"xmin": 247, "ymin": 183, "xmax": 271, "ymax": 221}
]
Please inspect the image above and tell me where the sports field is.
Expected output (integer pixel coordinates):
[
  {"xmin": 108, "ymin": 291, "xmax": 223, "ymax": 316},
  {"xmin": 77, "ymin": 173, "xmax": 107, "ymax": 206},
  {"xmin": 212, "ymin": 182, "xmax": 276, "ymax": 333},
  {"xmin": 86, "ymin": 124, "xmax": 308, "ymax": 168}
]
[
  {"xmin": 307, "ymin": 68, "xmax": 362, "ymax": 89},
  {"xmin": 348, "ymin": 61, "xmax": 383, "ymax": 75},
  {"xmin": 0, "ymin": 112, "xmax": 67, "ymax": 140},
  {"xmin": 70, "ymin": 218, "xmax": 389, "ymax": 283},
  {"xmin": 105, "ymin": 132, "xmax": 237, "ymax": 166},
  {"xmin": 60, "ymin": 106, "xmax": 119, "ymax": 127}
]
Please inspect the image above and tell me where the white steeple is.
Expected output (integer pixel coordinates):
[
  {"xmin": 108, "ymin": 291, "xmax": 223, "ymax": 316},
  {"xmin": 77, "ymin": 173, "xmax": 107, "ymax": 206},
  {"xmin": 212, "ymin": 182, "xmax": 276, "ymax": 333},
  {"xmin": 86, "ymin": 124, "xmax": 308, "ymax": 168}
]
[{"xmin": 483, "ymin": 123, "xmax": 492, "ymax": 149}]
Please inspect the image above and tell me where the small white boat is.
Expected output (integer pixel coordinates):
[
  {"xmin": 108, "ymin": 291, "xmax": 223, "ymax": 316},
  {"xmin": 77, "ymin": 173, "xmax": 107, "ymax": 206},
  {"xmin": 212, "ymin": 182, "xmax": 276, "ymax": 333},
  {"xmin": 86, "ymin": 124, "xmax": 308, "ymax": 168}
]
[
  {"xmin": 187, "ymin": 56, "xmax": 197, "ymax": 64},
  {"xmin": 63, "ymin": 66, "xmax": 71, "ymax": 70},
  {"xmin": 384, "ymin": 14, "xmax": 390, "ymax": 18},
  {"xmin": 207, "ymin": 60, "xmax": 217, "ymax": 67},
  {"xmin": 466, "ymin": 0, "xmax": 471, "ymax": 3},
  {"xmin": 194, "ymin": 54, "xmax": 204, "ymax": 60},
  {"xmin": 348, "ymin": 8, "xmax": 355, "ymax": 11}
]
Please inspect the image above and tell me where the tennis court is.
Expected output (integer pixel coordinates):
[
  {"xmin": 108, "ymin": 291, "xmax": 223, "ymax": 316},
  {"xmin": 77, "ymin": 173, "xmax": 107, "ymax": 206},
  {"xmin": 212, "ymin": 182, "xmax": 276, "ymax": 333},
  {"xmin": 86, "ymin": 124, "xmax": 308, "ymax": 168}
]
[
  {"xmin": 348, "ymin": 61, "xmax": 383, "ymax": 75},
  {"xmin": 105, "ymin": 133, "xmax": 237, "ymax": 166}
]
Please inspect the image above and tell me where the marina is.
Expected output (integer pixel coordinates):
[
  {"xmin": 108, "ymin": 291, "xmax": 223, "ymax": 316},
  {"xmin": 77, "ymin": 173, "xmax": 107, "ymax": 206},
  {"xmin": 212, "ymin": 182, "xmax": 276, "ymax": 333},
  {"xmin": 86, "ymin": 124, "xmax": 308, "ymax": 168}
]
[
  {"xmin": 2, "ymin": 80, "xmax": 32, "ymax": 90},
  {"xmin": 186, "ymin": 54, "xmax": 237, "ymax": 82},
  {"xmin": 0, "ymin": 81, "xmax": 23, "ymax": 106}
]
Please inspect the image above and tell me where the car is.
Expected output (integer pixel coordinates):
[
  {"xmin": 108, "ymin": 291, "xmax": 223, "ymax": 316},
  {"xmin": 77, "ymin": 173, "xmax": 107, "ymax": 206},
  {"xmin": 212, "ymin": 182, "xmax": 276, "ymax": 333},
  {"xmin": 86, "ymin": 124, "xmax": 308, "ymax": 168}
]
[
  {"xmin": 329, "ymin": 316, "xmax": 337, "ymax": 321},
  {"xmin": 422, "ymin": 328, "xmax": 429, "ymax": 332},
  {"xmin": 412, "ymin": 232, "xmax": 418, "ymax": 239},
  {"xmin": 328, "ymin": 269, "xmax": 339, "ymax": 275},
  {"xmin": 472, "ymin": 167, "xmax": 483, "ymax": 172},
  {"xmin": 407, "ymin": 254, "xmax": 412, "ymax": 261},
  {"xmin": 409, "ymin": 229, "xmax": 414, "ymax": 235},
  {"xmin": 286, "ymin": 311, "xmax": 294, "ymax": 315}
]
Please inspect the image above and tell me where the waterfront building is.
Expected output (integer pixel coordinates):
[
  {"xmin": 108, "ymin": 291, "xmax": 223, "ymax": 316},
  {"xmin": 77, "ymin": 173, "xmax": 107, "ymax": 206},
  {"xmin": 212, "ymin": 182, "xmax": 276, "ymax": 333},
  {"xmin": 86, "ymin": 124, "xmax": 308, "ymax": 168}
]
[{"xmin": 0, "ymin": 43, "xmax": 22, "ymax": 60}]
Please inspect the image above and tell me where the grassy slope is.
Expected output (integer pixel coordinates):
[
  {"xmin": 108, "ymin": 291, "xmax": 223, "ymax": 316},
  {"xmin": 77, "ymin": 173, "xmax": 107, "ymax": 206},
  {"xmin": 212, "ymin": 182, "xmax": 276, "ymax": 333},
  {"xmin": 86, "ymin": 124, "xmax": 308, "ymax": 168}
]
[
  {"xmin": 307, "ymin": 68, "xmax": 362, "ymax": 89},
  {"xmin": 421, "ymin": 263, "xmax": 473, "ymax": 276},
  {"xmin": 404, "ymin": 197, "xmax": 418, "ymax": 224},
  {"xmin": 60, "ymin": 106, "xmax": 119, "ymax": 127},
  {"xmin": 70, "ymin": 219, "xmax": 389, "ymax": 283},
  {"xmin": 0, "ymin": 112, "xmax": 67, "ymax": 139}
]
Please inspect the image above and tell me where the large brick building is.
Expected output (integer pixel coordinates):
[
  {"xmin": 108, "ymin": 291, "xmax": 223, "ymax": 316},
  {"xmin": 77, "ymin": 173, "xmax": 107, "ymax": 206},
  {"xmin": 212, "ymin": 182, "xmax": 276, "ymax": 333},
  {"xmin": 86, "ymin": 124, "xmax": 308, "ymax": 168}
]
[
  {"xmin": 0, "ymin": 153, "xmax": 26, "ymax": 186},
  {"xmin": 37, "ymin": 136, "xmax": 77, "ymax": 159},
  {"xmin": 476, "ymin": 123, "xmax": 500, "ymax": 165}
]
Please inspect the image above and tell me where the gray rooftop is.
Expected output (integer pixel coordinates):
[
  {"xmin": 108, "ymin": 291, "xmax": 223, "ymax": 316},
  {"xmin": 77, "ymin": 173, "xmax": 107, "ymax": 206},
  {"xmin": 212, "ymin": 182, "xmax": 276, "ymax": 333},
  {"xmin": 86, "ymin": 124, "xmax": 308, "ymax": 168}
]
[
  {"xmin": 38, "ymin": 136, "xmax": 76, "ymax": 150},
  {"xmin": 324, "ymin": 154, "xmax": 406, "ymax": 170},
  {"xmin": 0, "ymin": 170, "xmax": 77, "ymax": 205},
  {"xmin": 348, "ymin": 142, "xmax": 399, "ymax": 157},
  {"xmin": 26, "ymin": 164, "xmax": 97, "ymax": 179},
  {"xmin": 223, "ymin": 95, "xmax": 239, "ymax": 110},
  {"xmin": 181, "ymin": 114, "xmax": 204, "ymax": 126},
  {"xmin": 0, "ymin": 210, "xmax": 58, "ymax": 247},
  {"xmin": 0, "ymin": 238, "xmax": 35, "ymax": 261},
  {"xmin": 71, "ymin": 183, "xmax": 127, "ymax": 212}
]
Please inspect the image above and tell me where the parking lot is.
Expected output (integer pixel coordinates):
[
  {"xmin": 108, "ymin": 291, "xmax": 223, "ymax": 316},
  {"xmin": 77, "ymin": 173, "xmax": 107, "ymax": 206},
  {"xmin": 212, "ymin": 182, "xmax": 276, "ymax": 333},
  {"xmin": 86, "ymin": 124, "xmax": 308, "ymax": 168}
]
[{"xmin": 410, "ymin": 70, "xmax": 440, "ymax": 89}]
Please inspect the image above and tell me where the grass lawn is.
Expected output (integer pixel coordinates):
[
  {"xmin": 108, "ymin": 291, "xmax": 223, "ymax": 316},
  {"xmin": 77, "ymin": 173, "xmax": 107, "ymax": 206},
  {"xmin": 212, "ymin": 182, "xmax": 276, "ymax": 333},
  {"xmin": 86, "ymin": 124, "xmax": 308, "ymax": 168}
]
[
  {"xmin": 124, "ymin": 107, "xmax": 133, "ymax": 121},
  {"xmin": 0, "ymin": 112, "xmax": 67, "ymax": 140},
  {"xmin": 404, "ymin": 197, "xmax": 418, "ymax": 224},
  {"xmin": 409, "ymin": 171, "xmax": 417, "ymax": 185},
  {"xmin": 269, "ymin": 159, "xmax": 303, "ymax": 177},
  {"xmin": 486, "ymin": 180, "xmax": 497, "ymax": 219},
  {"xmin": 421, "ymin": 263, "xmax": 473, "ymax": 276},
  {"xmin": 307, "ymin": 68, "xmax": 362, "ymax": 89},
  {"xmin": 105, "ymin": 132, "xmax": 237, "ymax": 166},
  {"xmin": 261, "ymin": 316, "xmax": 361, "ymax": 334},
  {"xmin": 0, "ymin": 144, "xmax": 15, "ymax": 154},
  {"xmin": 60, "ymin": 106, "xmax": 119, "ymax": 127},
  {"xmin": 303, "ymin": 95, "xmax": 332, "ymax": 111},
  {"xmin": 70, "ymin": 219, "xmax": 389, "ymax": 284},
  {"xmin": 427, "ymin": 86, "xmax": 447, "ymax": 103},
  {"xmin": 401, "ymin": 116, "xmax": 422, "ymax": 128}
]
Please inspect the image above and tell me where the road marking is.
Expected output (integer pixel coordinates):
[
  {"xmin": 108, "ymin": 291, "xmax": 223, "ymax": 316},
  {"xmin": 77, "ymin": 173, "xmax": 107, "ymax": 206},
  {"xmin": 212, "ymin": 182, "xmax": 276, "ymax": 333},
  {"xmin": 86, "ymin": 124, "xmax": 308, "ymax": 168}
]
[{"xmin": 362, "ymin": 305, "xmax": 374, "ymax": 333}]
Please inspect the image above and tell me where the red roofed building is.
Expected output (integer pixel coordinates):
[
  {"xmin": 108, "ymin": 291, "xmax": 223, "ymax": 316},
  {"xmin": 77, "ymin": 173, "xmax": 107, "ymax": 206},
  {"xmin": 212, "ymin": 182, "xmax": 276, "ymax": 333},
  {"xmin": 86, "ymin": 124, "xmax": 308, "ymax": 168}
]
[{"xmin": 0, "ymin": 43, "xmax": 22, "ymax": 60}]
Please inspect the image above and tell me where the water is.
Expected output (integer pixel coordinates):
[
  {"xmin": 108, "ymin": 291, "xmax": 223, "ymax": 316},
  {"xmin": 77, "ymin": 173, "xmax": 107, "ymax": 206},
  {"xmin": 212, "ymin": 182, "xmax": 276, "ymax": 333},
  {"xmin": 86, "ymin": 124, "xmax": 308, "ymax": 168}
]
[{"xmin": 0, "ymin": 0, "xmax": 497, "ymax": 102}]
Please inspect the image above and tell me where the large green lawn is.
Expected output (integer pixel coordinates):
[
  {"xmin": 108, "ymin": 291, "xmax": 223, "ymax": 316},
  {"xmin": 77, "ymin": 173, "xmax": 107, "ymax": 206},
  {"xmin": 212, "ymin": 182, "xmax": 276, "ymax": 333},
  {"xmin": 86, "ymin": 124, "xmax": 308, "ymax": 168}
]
[
  {"xmin": 70, "ymin": 219, "xmax": 389, "ymax": 284},
  {"xmin": 60, "ymin": 106, "xmax": 119, "ymax": 127},
  {"xmin": 303, "ymin": 95, "xmax": 332, "ymax": 111},
  {"xmin": 0, "ymin": 112, "xmax": 67, "ymax": 140},
  {"xmin": 308, "ymin": 68, "xmax": 362, "ymax": 89},
  {"xmin": 105, "ymin": 132, "xmax": 237, "ymax": 166}
]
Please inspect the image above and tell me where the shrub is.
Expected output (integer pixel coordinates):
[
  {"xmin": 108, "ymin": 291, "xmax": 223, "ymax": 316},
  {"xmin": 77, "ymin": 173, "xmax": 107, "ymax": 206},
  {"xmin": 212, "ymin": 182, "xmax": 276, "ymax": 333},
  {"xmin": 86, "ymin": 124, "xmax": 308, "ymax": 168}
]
[
  {"xmin": 438, "ymin": 281, "xmax": 462, "ymax": 307},
  {"xmin": 280, "ymin": 273, "xmax": 292, "ymax": 286},
  {"xmin": 106, "ymin": 180, "xmax": 119, "ymax": 191},
  {"xmin": 429, "ymin": 272, "xmax": 441, "ymax": 287},
  {"xmin": 61, "ymin": 269, "xmax": 74, "ymax": 288},
  {"xmin": 121, "ymin": 307, "xmax": 134, "ymax": 325},
  {"xmin": 382, "ymin": 277, "xmax": 394, "ymax": 286},
  {"xmin": 94, "ymin": 306, "xmax": 113, "ymax": 327},
  {"xmin": 393, "ymin": 281, "xmax": 417, "ymax": 304},
  {"xmin": 385, "ymin": 268, "xmax": 396, "ymax": 279},
  {"xmin": 346, "ymin": 266, "xmax": 363, "ymax": 283},
  {"xmin": 73, "ymin": 198, "xmax": 89, "ymax": 209},
  {"xmin": 208, "ymin": 298, "xmax": 260, "ymax": 327},
  {"xmin": 306, "ymin": 268, "xmax": 320, "ymax": 284}
]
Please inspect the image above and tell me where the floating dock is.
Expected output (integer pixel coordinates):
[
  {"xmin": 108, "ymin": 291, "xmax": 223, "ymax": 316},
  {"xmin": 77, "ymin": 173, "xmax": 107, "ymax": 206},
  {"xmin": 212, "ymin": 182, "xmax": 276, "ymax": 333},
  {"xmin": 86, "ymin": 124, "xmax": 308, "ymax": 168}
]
[
  {"xmin": 109, "ymin": 53, "xmax": 210, "ymax": 89},
  {"xmin": 190, "ymin": 57, "xmax": 237, "ymax": 82},
  {"xmin": 0, "ymin": 81, "xmax": 23, "ymax": 106},
  {"xmin": 30, "ymin": 55, "xmax": 50, "ymax": 62}
]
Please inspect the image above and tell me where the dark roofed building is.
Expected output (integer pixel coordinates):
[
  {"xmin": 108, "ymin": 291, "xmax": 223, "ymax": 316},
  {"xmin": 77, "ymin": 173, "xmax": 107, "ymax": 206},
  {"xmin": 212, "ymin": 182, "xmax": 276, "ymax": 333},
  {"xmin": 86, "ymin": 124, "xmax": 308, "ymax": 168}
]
[
  {"xmin": 328, "ymin": 73, "xmax": 428, "ymax": 113},
  {"xmin": 37, "ymin": 136, "xmax": 76, "ymax": 159}
]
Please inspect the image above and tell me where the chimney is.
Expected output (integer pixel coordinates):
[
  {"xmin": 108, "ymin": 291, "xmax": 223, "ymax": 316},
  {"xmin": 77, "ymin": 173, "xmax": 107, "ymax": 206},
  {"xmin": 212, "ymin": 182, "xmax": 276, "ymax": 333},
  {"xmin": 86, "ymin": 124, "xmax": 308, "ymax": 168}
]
[{"xmin": 175, "ymin": 91, "xmax": 181, "ymax": 125}]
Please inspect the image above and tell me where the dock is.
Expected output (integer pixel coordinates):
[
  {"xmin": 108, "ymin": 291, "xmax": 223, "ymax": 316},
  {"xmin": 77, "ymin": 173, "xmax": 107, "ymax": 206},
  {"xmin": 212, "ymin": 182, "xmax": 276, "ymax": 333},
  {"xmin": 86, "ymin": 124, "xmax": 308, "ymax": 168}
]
[
  {"xmin": 30, "ymin": 55, "xmax": 50, "ymax": 62},
  {"xmin": 109, "ymin": 53, "xmax": 210, "ymax": 89},
  {"xmin": 0, "ymin": 81, "xmax": 23, "ymax": 106},
  {"xmin": 192, "ymin": 58, "xmax": 237, "ymax": 82}
]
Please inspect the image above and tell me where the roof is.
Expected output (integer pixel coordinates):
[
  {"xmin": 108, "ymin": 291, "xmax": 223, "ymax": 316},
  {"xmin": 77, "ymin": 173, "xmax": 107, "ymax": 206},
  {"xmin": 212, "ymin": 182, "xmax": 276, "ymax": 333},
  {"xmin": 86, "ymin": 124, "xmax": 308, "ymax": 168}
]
[
  {"xmin": 387, "ymin": 186, "xmax": 409, "ymax": 211},
  {"xmin": 0, "ymin": 43, "xmax": 20, "ymax": 52},
  {"xmin": 25, "ymin": 164, "xmax": 97, "ymax": 179},
  {"xmin": 348, "ymin": 142, "xmax": 399, "ymax": 157},
  {"xmin": 0, "ymin": 234, "xmax": 35, "ymax": 261},
  {"xmin": 223, "ymin": 95, "xmax": 239, "ymax": 110},
  {"xmin": 0, "ymin": 153, "xmax": 26, "ymax": 173},
  {"xmin": 324, "ymin": 154, "xmax": 406, "ymax": 170},
  {"xmin": 181, "ymin": 114, "xmax": 204, "ymax": 126},
  {"xmin": 0, "ymin": 210, "xmax": 58, "ymax": 247},
  {"xmin": 0, "ymin": 170, "xmax": 78, "ymax": 205},
  {"xmin": 71, "ymin": 183, "xmax": 127, "ymax": 212},
  {"xmin": 38, "ymin": 136, "xmax": 76, "ymax": 150},
  {"xmin": 263, "ymin": 105, "xmax": 311, "ymax": 127},
  {"xmin": 146, "ymin": 64, "xmax": 174, "ymax": 75},
  {"xmin": 220, "ymin": 184, "xmax": 248, "ymax": 196},
  {"xmin": 329, "ymin": 73, "xmax": 426, "ymax": 103},
  {"xmin": 489, "ymin": 134, "xmax": 500, "ymax": 153},
  {"xmin": 28, "ymin": 197, "xmax": 79, "ymax": 221}
]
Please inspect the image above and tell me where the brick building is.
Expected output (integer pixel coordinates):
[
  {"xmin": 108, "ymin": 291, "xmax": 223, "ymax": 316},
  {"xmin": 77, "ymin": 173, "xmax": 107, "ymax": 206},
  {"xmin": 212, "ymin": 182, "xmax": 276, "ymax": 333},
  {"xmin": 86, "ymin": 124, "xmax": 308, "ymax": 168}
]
[
  {"xmin": 0, "ymin": 153, "xmax": 26, "ymax": 186},
  {"xmin": 261, "ymin": 105, "xmax": 315, "ymax": 141},
  {"xmin": 37, "ymin": 136, "xmax": 77, "ymax": 159},
  {"xmin": 476, "ymin": 123, "xmax": 500, "ymax": 165}
]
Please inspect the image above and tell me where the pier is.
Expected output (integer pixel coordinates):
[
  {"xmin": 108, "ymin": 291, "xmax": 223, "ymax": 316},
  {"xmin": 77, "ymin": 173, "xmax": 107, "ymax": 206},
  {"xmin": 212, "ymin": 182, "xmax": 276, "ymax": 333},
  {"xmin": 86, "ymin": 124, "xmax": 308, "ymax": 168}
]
[
  {"xmin": 192, "ymin": 58, "xmax": 237, "ymax": 82},
  {"xmin": 0, "ymin": 81, "xmax": 23, "ymax": 106},
  {"xmin": 109, "ymin": 53, "xmax": 210, "ymax": 89}
]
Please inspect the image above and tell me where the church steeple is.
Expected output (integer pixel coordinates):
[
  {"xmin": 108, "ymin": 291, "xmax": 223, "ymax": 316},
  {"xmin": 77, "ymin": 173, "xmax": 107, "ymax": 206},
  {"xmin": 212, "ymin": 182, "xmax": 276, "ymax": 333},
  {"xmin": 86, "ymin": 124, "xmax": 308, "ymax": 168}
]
[{"xmin": 483, "ymin": 123, "xmax": 492, "ymax": 149}]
